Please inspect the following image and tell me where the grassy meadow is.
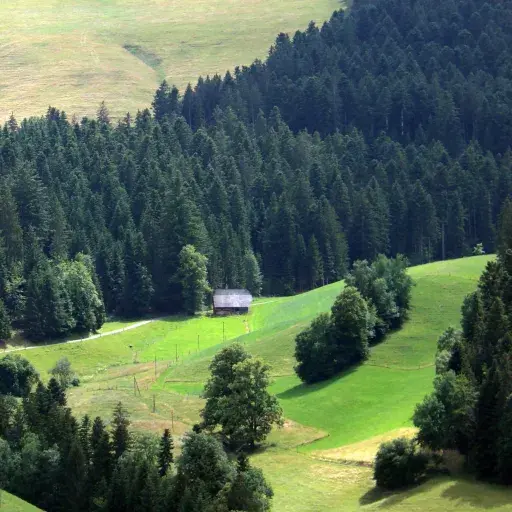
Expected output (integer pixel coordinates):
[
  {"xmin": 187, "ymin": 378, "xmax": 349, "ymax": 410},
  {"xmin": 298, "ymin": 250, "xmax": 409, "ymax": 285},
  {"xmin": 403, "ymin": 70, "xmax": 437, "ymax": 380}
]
[
  {"xmin": 5, "ymin": 254, "xmax": 512, "ymax": 511},
  {"xmin": 0, "ymin": 0, "xmax": 340, "ymax": 123},
  {"xmin": 0, "ymin": 491, "xmax": 41, "ymax": 511}
]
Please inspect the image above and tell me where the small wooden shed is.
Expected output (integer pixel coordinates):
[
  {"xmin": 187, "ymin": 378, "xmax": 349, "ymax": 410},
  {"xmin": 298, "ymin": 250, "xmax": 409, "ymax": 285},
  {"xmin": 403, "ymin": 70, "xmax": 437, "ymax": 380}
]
[{"xmin": 213, "ymin": 289, "xmax": 253, "ymax": 315}]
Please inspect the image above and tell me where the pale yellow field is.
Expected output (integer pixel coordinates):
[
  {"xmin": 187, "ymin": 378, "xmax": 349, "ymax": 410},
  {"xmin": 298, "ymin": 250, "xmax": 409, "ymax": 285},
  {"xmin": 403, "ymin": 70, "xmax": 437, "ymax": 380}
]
[{"xmin": 0, "ymin": 0, "xmax": 341, "ymax": 122}]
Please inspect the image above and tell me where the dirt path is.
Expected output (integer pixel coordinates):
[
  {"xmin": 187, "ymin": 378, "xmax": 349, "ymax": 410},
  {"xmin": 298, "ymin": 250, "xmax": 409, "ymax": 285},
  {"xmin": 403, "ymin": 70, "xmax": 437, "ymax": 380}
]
[{"xmin": 3, "ymin": 318, "xmax": 159, "ymax": 354}]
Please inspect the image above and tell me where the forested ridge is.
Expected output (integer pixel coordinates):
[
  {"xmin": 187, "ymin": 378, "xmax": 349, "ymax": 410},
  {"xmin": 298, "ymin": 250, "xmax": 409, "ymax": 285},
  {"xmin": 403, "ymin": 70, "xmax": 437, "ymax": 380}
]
[{"xmin": 1, "ymin": 0, "xmax": 512, "ymax": 339}]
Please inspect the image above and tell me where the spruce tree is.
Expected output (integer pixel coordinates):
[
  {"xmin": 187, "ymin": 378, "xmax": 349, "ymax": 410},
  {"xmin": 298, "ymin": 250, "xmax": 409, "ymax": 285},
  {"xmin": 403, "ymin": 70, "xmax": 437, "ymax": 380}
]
[
  {"xmin": 111, "ymin": 402, "xmax": 131, "ymax": 460},
  {"xmin": 62, "ymin": 439, "xmax": 88, "ymax": 512},
  {"xmin": 497, "ymin": 395, "xmax": 512, "ymax": 484},
  {"xmin": 47, "ymin": 377, "xmax": 66, "ymax": 407},
  {"xmin": 243, "ymin": 250, "xmax": 262, "ymax": 296},
  {"xmin": 0, "ymin": 298, "xmax": 11, "ymax": 340},
  {"xmin": 498, "ymin": 197, "xmax": 512, "ymax": 274},
  {"xmin": 473, "ymin": 365, "xmax": 501, "ymax": 479},
  {"xmin": 90, "ymin": 417, "xmax": 112, "ymax": 489},
  {"xmin": 158, "ymin": 428, "xmax": 174, "ymax": 477},
  {"xmin": 307, "ymin": 235, "xmax": 324, "ymax": 289}
]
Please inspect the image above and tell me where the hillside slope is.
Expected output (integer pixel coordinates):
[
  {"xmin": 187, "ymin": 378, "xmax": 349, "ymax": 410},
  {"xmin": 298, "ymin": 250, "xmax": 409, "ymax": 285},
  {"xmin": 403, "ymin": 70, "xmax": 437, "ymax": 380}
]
[
  {"xmin": 0, "ymin": 491, "xmax": 41, "ymax": 511},
  {"xmin": 5, "ymin": 255, "xmax": 505, "ymax": 512},
  {"xmin": 0, "ymin": 0, "xmax": 339, "ymax": 122}
]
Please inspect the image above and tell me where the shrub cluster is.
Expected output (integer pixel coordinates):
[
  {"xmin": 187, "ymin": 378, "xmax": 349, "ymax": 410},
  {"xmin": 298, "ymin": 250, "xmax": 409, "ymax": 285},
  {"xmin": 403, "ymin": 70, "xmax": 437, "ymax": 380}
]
[
  {"xmin": 345, "ymin": 254, "xmax": 413, "ymax": 340},
  {"xmin": 295, "ymin": 255, "xmax": 413, "ymax": 384},
  {"xmin": 374, "ymin": 438, "xmax": 428, "ymax": 490}
]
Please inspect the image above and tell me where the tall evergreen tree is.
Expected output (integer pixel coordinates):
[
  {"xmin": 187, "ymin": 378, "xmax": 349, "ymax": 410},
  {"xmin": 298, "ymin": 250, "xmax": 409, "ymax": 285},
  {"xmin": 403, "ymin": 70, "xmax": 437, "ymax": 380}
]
[{"xmin": 158, "ymin": 429, "xmax": 174, "ymax": 477}]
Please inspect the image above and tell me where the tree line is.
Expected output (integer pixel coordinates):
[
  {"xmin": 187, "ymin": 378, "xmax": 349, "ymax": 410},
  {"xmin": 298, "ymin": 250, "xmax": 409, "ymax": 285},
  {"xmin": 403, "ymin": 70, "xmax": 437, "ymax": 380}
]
[
  {"xmin": 373, "ymin": 199, "xmax": 512, "ymax": 489},
  {"xmin": 2, "ymin": 0, "xmax": 512, "ymax": 340},
  {"xmin": 295, "ymin": 255, "xmax": 413, "ymax": 383},
  {"xmin": 0, "ymin": 345, "xmax": 281, "ymax": 511}
]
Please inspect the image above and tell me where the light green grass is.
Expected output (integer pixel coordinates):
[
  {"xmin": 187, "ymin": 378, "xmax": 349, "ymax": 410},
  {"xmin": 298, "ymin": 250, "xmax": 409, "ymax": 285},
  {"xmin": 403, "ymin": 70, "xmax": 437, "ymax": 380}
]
[
  {"xmin": 270, "ymin": 256, "xmax": 494, "ymax": 450},
  {"xmin": 0, "ymin": 491, "xmax": 41, "ymax": 511},
  {"xmin": 5, "ymin": 255, "xmax": 507, "ymax": 511},
  {"xmin": 162, "ymin": 256, "xmax": 493, "ymax": 450},
  {"xmin": 0, "ymin": 0, "xmax": 341, "ymax": 122},
  {"xmin": 16, "ymin": 313, "xmax": 248, "ymax": 379},
  {"xmin": 253, "ymin": 450, "xmax": 512, "ymax": 512}
]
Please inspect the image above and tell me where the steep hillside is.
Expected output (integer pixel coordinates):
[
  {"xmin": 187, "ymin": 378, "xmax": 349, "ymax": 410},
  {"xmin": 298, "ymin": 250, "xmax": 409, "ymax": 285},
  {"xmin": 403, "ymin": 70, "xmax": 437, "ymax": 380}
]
[{"xmin": 0, "ymin": 0, "xmax": 339, "ymax": 121}]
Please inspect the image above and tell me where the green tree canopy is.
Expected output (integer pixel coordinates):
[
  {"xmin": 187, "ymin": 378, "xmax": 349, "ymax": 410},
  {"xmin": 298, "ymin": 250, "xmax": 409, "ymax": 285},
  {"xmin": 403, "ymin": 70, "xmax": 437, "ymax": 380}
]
[
  {"xmin": 177, "ymin": 244, "xmax": 211, "ymax": 315},
  {"xmin": 201, "ymin": 343, "xmax": 283, "ymax": 449}
]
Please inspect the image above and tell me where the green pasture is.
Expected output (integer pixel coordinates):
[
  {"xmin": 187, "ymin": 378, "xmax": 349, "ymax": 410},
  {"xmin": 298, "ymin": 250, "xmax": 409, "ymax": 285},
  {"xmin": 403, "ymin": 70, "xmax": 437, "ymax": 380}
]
[
  {"xmin": 5, "ymin": 254, "xmax": 510, "ymax": 511},
  {"xmin": 253, "ymin": 449, "xmax": 512, "ymax": 512},
  {"xmin": 0, "ymin": 0, "xmax": 340, "ymax": 122},
  {"xmin": 16, "ymin": 313, "xmax": 248, "ymax": 378},
  {"xmin": 160, "ymin": 255, "xmax": 493, "ymax": 451},
  {"xmin": 0, "ymin": 491, "xmax": 41, "ymax": 511}
]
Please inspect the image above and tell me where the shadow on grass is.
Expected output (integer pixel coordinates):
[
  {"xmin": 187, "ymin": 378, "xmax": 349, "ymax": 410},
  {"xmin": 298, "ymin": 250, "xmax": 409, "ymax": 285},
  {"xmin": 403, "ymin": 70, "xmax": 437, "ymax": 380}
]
[
  {"xmin": 359, "ymin": 475, "xmax": 512, "ymax": 509},
  {"xmin": 359, "ymin": 477, "xmax": 440, "ymax": 508},
  {"xmin": 276, "ymin": 366, "xmax": 359, "ymax": 400},
  {"xmin": 440, "ymin": 477, "xmax": 512, "ymax": 509}
]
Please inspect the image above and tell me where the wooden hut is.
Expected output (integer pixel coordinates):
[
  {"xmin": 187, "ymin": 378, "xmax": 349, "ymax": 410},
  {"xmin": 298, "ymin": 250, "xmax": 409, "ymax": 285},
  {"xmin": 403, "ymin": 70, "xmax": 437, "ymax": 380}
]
[{"xmin": 213, "ymin": 289, "xmax": 253, "ymax": 315}]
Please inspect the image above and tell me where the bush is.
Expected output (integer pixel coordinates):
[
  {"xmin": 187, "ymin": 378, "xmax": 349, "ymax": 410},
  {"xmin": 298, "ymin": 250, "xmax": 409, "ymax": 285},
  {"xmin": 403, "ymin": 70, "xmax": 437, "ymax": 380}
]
[
  {"xmin": 374, "ymin": 438, "xmax": 428, "ymax": 489},
  {"xmin": 0, "ymin": 354, "xmax": 39, "ymax": 397},
  {"xmin": 71, "ymin": 376, "xmax": 80, "ymax": 387},
  {"xmin": 50, "ymin": 357, "xmax": 74, "ymax": 389}
]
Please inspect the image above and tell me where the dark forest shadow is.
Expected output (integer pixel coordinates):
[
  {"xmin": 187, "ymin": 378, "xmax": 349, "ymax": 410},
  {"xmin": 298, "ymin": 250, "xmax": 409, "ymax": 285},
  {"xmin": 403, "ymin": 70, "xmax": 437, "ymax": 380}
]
[
  {"xmin": 276, "ymin": 365, "xmax": 360, "ymax": 400},
  {"xmin": 360, "ymin": 477, "xmax": 440, "ymax": 508}
]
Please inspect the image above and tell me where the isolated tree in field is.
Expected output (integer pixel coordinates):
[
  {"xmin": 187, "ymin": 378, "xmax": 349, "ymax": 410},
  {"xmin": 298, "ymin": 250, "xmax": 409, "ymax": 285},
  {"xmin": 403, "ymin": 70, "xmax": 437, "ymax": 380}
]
[
  {"xmin": 50, "ymin": 357, "xmax": 74, "ymax": 389},
  {"xmin": 0, "ymin": 354, "xmax": 39, "ymax": 396},
  {"xmin": 0, "ymin": 298, "xmax": 11, "ymax": 340},
  {"xmin": 111, "ymin": 402, "xmax": 131, "ymax": 459},
  {"xmin": 201, "ymin": 343, "xmax": 249, "ymax": 430},
  {"xmin": 201, "ymin": 343, "xmax": 283, "ymax": 449},
  {"xmin": 158, "ymin": 428, "xmax": 174, "ymax": 476},
  {"xmin": 177, "ymin": 244, "xmax": 211, "ymax": 314},
  {"xmin": 220, "ymin": 358, "xmax": 283, "ymax": 449}
]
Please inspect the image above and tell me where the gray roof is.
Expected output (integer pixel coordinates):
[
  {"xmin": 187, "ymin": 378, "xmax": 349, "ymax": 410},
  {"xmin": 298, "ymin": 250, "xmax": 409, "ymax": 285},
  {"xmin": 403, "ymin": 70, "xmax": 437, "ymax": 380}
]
[{"xmin": 213, "ymin": 289, "xmax": 253, "ymax": 308}]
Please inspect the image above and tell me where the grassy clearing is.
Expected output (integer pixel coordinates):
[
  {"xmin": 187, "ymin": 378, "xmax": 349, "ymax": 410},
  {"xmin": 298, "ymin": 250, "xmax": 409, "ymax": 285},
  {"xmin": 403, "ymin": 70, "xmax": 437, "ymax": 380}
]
[
  {"xmin": 0, "ymin": 491, "xmax": 40, "ymax": 511},
  {"xmin": 0, "ymin": 0, "xmax": 340, "ymax": 122},
  {"xmin": 16, "ymin": 313, "xmax": 248, "ymax": 378},
  {"xmin": 163, "ymin": 255, "xmax": 493, "ymax": 451},
  {"xmin": 254, "ymin": 449, "xmax": 512, "ymax": 512},
  {"xmin": 5, "ymin": 255, "xmax": 508, "ymax": 511}
]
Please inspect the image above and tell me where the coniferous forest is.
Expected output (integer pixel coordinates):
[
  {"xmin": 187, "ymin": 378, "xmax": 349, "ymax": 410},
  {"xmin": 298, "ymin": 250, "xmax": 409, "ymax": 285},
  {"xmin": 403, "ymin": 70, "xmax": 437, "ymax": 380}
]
[{"xmin": 1, "ymin": 0, "xmax": 512, "ymax": 341}]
